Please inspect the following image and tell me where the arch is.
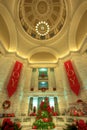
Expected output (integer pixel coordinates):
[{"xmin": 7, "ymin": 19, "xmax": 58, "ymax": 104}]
[
  {"xmin": 80, "ymin": 34, "xmax": 87, "ymax": 53},
  {"xmin": 69, "ymin": 1, "xmax": 87, "ymax": 51},
  {"xmin": 0, "ymin": 41, "xmax": 6, "ymax": 54},
  {"xmin": 28, "ymin": 47, "xmax": 58, "ymax": 63},
  {"xmin": 0, "ymin": 3, "xmax": 17, "ymax": 52},
  {"xmin": 30, "ymin": 52, "xmax": 57, "ymax": 63}
]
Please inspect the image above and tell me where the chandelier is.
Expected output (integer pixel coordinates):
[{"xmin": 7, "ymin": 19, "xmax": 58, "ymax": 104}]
[{"xmin": 35, "ymin": 21, "xmax": 50, "ymax": 36}]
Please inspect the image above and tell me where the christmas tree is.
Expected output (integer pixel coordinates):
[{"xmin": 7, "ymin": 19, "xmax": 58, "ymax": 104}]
[{"xmin": 32, "ymin": 97, "xmax": 55, "ymax": 129}]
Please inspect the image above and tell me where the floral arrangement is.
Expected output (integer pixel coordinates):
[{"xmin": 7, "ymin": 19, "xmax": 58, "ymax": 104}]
[
  {"xmin": 0, "ymin": 118, "xmax": 22, "ymax": 130},
  {"xmin": 64, "ymin": 119, "xmax": 87, "ymax": 130},
  {"xmin": 32, "ymin": 97, "xmax": 56, "ymax": 129}
]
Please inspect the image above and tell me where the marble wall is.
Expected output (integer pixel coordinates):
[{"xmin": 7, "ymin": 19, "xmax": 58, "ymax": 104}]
[{"xmin": 0, "ymin": 52, "xmax": 87, "ymax": 116}]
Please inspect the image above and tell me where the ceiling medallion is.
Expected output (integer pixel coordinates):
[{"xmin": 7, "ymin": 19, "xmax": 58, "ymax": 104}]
[{"xmin": 35, "ymin": 21, "xmax": 50, "ymax": 36}]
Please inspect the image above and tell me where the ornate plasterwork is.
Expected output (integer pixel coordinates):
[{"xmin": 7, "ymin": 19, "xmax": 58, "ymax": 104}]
[{"xmin": 19, "ymin": 0, "xmax": 66, "ymax": 40}]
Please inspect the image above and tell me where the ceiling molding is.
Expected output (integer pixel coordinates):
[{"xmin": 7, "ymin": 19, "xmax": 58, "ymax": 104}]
[
  {"xmin": 27, "ymin": 46, "xmax": 59, "ymax": 61},
  {"xmin": 15, "ymin": 0, "xmax": 69, "ymax": 46},
  {"xmin": 69, "ymin": 1, "xmax": 87, "ymax": 51},
  {"xmin": 0, "ymin": 3, "xmax": 17, "ymax": 51}
]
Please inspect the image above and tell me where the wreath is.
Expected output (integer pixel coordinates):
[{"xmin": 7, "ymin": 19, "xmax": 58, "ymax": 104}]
[{"xmin": 2, "ymin": 100, "xmax": 11, "ymax": 109}]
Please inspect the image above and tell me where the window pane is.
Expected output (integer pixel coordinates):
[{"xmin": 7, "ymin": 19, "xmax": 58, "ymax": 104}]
[
  {"xmin": 38, "ymin": 68, "xmax": 48, "ymax": 77},
  {"xmin": 33, "ymin": 97, "xmax": 38, "ymax": 108},
  {"xmin": 38, "ymin": 81, "xmax": 48, "ymax": 89},
  {"xmin": 49, "ymin": 97, "xmax": 54, "ymax": 107}
]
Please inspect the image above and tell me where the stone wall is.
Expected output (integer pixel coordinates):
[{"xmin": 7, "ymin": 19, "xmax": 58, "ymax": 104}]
[{"xmin": 0, "ymin": 52, "xmax": 87, "ymax": 115}]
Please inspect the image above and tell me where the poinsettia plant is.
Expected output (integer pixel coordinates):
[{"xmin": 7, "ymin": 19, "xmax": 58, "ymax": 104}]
[
  {"xmin": 0, "ymin": 118, "xmax": 22, "ymax": 130},
  {"xmin": 64, "ymin": 119, "xmax": 87, "ymax": 130}
]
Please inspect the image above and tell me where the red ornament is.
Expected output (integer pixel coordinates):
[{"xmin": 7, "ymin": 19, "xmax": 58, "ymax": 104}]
[
  {"xmin": 73, "ymin": 110, "xmax": 77, "ymax": 116},
  {"xmin": 53, "ymin": 112, "xmax": 58, "ymax": 116},
  {"xmin": 32, "ymin": 125, "xmax": 37, "ymax": 129},
  {"xmin": 43, "ymin": 118, "xmax": 49, "ymax": 122}
]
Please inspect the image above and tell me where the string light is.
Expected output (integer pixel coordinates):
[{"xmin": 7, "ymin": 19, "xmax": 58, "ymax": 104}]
[{"xmin": 35, "ymin": 21, "xmax": 50, "ymax": 36}]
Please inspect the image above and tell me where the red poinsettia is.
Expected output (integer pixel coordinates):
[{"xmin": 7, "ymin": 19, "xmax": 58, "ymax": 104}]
[
  {"xmin": 9, "ymin": 127, "xmax": 14, "ymax": 130},
  {"xmin": 32, "ymin": 125, "xmax": 37, "ymax": 129},
  {"xmin": 1, "ymin": 118, "xmax": 22, "ymax": 130},
  {"xmin": 2, "ymin": 118, "xmax": 13, "ymax": 126},
  {"xmin": 78, "ymin": 119, "xmax": 87, "ymax": 130}
]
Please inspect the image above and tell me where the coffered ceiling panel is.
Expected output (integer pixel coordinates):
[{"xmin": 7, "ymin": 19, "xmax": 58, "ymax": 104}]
[{"xmin": 19, "ymin": 0, "xmax": 67, "ymax": 40}]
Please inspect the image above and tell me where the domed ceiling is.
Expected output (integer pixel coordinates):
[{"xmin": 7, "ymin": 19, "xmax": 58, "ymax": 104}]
[
  {"xmin": 0, "ymin": 0, "xmax": 87, "ymax": 64},
  {"xmin": 19, "ymin": 0, "xmax": 66, "ymax": 40}
]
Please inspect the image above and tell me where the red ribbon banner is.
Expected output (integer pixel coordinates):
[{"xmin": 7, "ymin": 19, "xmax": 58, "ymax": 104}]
[
  {"xmin": 7, "ymin": 61, "xmax": 23, "ymax": 97},
  {"xmin": 64, "ymin": 60, "xmax": 80, "ymax": 96}
]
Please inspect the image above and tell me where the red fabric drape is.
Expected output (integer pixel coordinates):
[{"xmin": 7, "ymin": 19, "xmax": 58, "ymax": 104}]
[
  {"xmin": 7, "ymin": 61, "xmax": 23, "ymax": 97},
  {"xmin": 64, "ymin": 60, "xmax": 80, "ymax": 96}
]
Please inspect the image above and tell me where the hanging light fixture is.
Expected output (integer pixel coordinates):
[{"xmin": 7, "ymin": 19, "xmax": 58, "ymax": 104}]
[{"xmin": 35, "ymin": 21, "xmax": 50, "ymax": 36}]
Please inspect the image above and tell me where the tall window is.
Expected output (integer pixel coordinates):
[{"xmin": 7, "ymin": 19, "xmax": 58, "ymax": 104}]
[
  {"xmin": 49, "ymin": 97, "xmax": 55, "ymax": 107},
  {"xmin": 29, "ymin": 96, "xmax": 58, "ymax": 112},
  {"xmin": 38, "ymin": 68, "xmax": 48, "ymax": 78},
  {"xmin": 38, "ymin": 81, "xmax": 48, "ymax": 89},
  {"xmin": 33, "ymin": 97, "xmax": 38, "ymax": 108},
  {"xmin": 38, "ymin": 68, "xmax": 48, "ymax": 90}
]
